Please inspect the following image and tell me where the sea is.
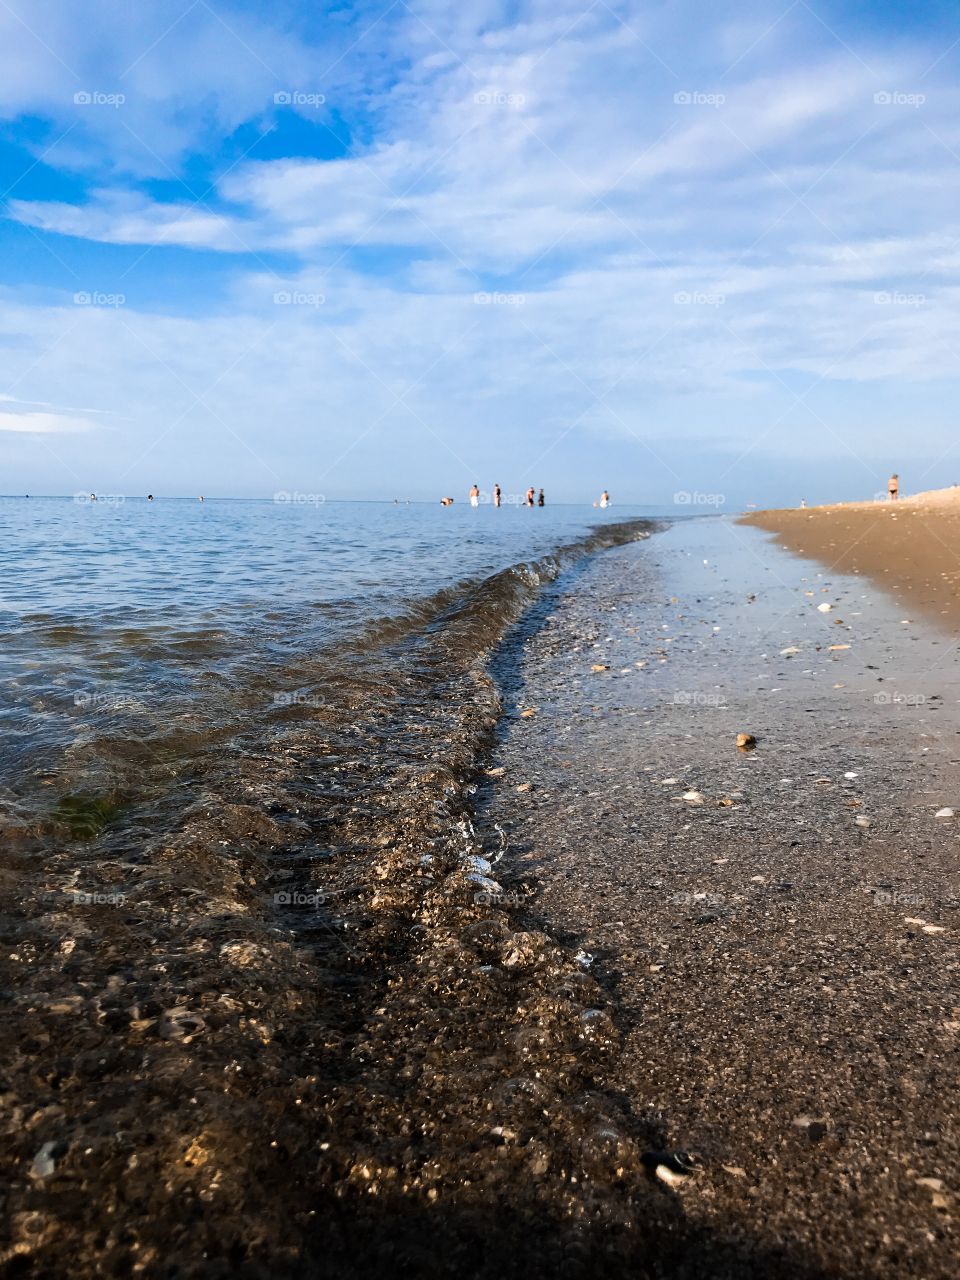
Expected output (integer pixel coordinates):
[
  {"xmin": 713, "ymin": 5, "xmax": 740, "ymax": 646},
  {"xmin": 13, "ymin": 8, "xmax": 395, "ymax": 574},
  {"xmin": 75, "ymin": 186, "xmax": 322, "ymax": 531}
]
[{"xmin": 0, "ymin": 495, "xmax": 670, "ymax": 843}]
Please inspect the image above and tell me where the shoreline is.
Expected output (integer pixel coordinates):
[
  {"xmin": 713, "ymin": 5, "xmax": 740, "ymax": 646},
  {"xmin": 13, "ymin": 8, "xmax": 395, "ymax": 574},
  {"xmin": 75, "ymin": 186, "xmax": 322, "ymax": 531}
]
[
  {"xmin": 3, "ymin": 514, "xmax": 959, "ymax": 1277},
  {"xmin": 476, "ymin": 515, "xmax": 959, "ymax": 1277},
  {"xmin": 741, "ymin": 486, "xmax": 960, "ymax": 632}
]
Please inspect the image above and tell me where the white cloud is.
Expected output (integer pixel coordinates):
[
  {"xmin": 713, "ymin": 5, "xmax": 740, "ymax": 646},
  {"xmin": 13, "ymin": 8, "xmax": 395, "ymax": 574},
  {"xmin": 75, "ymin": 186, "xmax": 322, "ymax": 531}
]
[
  {"xmin": 0, "ymin": 409, "xmax": 94, "ymax": 433},
  {"xmin": 3, "ymin": 0, "xmax": 960, "ymax": 497}
]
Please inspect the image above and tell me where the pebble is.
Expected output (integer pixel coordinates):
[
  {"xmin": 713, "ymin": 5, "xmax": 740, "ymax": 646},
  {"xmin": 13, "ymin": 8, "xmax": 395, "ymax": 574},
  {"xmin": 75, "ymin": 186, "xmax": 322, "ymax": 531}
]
[
  {"xmin": 736, "ymin": 732, "xmax": 756, "ymax": 750},
  {"xmin": 934, "ymin": 807, "xmax": 954, "ymax": 819},
  {"xmin": 641, "ymin": 1150, "xmax": 699, "ymax": 1186},
  {"xmin": 817, "ymin": 602, "xmax": 833, "ymax": 612},
  {"xmin": 29, "ymin": 1141, "xmax": 63, "ymax": 1180},
  {"xmin": 916, "ymin": 1177, "xmax": 946, "ymax": 1192}
]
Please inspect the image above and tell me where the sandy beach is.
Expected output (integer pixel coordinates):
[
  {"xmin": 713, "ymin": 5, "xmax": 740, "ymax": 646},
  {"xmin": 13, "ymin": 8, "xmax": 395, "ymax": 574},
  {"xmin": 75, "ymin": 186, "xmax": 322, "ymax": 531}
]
[
  {"xmin": 476, "ymin": 517, "xmax": 960, "ymax": 1276},
  {"xmin": 742, "ymin": 486, "xmax": 960, "ymax": 631},
  {"xmin": 5, "ymin": 513, "xmax": 958, "ymax": 1278}
]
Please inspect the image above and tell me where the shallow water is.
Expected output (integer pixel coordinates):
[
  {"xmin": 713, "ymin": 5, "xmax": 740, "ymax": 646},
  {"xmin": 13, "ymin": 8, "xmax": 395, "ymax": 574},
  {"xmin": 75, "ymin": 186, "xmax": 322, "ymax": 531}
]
[
  {"xmin": 0, "ymin": 494, "xmax": 666, "ymax": 849},
  {"xmin": 1, "ymin": 497, "xmax": 672, "ymax": 1277}
]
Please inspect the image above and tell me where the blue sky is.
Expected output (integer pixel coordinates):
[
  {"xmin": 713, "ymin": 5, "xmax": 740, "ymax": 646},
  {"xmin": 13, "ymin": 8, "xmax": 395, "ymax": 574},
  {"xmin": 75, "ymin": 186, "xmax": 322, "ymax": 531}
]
[{"xmin": 1, "ymin": 0, "xmax": 959, "ymax": 504}]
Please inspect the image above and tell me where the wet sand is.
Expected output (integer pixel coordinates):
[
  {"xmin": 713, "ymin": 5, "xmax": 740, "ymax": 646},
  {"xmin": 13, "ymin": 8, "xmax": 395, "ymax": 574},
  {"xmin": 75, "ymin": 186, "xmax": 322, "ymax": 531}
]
[
  {"xmin": 478, "ymin": 517, "xmax": 959, "ymax": 1277},
  {"xmin": 742, "ymin": 486, "xmax": 960, "ymax": 631},
  {"xmin": 3, "ymin": 517, "xmax": 959, "ymax": 1277}
]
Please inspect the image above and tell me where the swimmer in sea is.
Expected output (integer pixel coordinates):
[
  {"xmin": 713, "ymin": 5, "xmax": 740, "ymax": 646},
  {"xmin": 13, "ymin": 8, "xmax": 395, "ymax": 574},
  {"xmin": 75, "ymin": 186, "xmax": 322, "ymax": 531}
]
[
  {"xmin": 526, "ymin": 487, "xmax": 535, "ymax": 508},
  {"xmin": 537, "ymin": 488, "xmax": 545, "ymax": 507},
  {"xmin": 469, "ymin": 484, "xmax": 480, "ymax": 507},
  {"xmin": 493, "ymin": 484, "xmax": 501, "ymax": 508},
  {"xmin": 599, "ymin": 489, "xmax": 610, "ymax": 508}
]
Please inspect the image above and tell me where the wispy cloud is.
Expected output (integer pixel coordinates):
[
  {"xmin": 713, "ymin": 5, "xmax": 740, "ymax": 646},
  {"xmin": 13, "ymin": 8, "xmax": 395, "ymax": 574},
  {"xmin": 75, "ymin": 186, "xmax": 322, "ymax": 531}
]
[
  {"xmin": 1, "ymin": 0, "xmax": 959, "ymax": 498},
  {"xmin": 0, "ymin": 409, "xmax": 95, "ymax": 433}
]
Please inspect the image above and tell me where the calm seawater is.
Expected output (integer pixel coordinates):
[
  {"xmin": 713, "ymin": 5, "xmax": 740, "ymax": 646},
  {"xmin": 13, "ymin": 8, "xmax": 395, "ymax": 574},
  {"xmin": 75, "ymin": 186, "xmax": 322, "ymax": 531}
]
[
  {"xmin": 0, "ymin": 497, "xmax": 671, "ymax": 829},
  {"xmin": 0, "ymin": 496, "xmax": 670, "ymax": 621}
]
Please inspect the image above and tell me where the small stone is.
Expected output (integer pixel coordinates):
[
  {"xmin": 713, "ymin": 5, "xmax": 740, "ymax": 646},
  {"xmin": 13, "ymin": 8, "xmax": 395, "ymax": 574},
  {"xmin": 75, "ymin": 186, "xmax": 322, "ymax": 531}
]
[
  {"xmin": 855, "ymin": 815, "xmax": 871, "ymax": 828},
  {"xmin": 520, "ymin": 708, "xmax": 537, "ymax": 718},
  {"xmin": 682, "ymin": 790, "xmax": 704, "ymax": 804},
  {"xmin": 29, "ymin": 1141, "xmax": 63, "ymax": 1180},
  {"xmin": 916, "ymin": 1177, "xmax": 946, "ymax": 1192},
  {"xmin": 736, "ymin": 733, "xmax": 756, "ymax": 750},
  {"xmin": 817, "ymin": 602, "xmax": 832, "ymax": 612},
  {"xmin": 591, "ymin": 664, "xmax": 610, "ymax": 672},
  {"xmin": 935, "ymin": 807, "xmax": 954, "ymax": 819},
  {"xmin": 792, "ymin": 1115, "xmax": 827, "ymax": 1139},
  {"xmin": 641, "ymin": 1151, "xmax": 699, "ymax": 1185}
]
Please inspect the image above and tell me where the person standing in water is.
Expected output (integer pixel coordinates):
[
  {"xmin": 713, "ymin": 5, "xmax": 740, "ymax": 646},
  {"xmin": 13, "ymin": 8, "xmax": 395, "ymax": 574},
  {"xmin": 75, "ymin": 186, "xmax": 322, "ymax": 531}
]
[
  {"xmin": 599, "ymin": 490, "xmax": 610, "ymax": 508},
  {"xmin": 526, "ymin": 486, "xmax": 535, "ymax": 507},
  {"xmin": 888, "ymin": 474, "xmax": 899, "ymax": 501},
  {"xmin": 537, "ymin": 488, "xmax": 545, "ymax": 507},
  {"xmin": 469, "ymin": 484, "xmax": 480, "ymax": 507},
  {"xmin": 493, "ymin": 484, "xmax": 501, "ymax": 507}
]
